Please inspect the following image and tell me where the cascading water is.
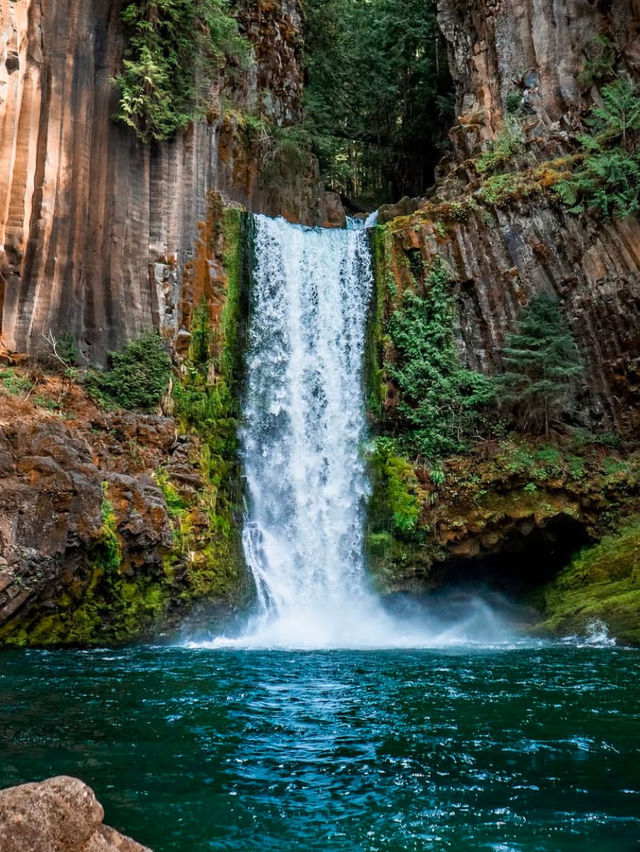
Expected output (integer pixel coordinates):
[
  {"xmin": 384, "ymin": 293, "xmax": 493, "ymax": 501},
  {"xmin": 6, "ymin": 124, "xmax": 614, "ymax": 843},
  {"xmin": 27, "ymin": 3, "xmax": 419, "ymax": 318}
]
[
  {"xmin": 207, "ymin": 212, "xmax": 517, "ymax": 651},
  {"xmin": 239, "ymin": 214, "xmax": 386, "ymax": 647}
]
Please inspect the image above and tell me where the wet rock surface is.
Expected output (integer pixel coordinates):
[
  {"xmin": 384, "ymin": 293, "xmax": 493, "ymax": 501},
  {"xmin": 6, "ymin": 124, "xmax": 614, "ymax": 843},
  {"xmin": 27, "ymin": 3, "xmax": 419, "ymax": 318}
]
[{"xmin": 0, "ymin": 376, "xmax": 242, "ymax": 646}]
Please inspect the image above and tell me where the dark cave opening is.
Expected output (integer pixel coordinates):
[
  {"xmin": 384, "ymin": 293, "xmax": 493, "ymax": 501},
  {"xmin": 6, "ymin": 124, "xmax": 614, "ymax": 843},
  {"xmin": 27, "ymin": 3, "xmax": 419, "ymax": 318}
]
[{"xmin": 383, "ymin": 516, "xmax": 591, "ymax": 628}]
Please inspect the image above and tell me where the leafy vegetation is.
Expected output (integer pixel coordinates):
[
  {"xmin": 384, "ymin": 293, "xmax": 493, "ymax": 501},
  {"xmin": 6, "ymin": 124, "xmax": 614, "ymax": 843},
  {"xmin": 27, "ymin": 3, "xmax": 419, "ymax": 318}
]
[
  {"xmin": 0, "ymin": 369, "xmax": 33, "ymax": 396},
  {"xmin": 555, "ymin": 77, "xmax": 640, "ymax": 218},
  {"xmin": 541, "ymin": 517, "xmax": 640, "ymax": 645},
  {"xmin": 368, "ymin": 437, "xmax": 421, "ymax": 536},
  {"xmin": 303, "ymin": 0, "xmax": 453, "ymax": 204},
  {"xmin": 386, "ymin": 259, "xmax": 494, "ymax": 459},
  {"xmin": 87, "ymin": 331, "xmax": 172, "ymax": 412},
  {"xmin": 495, "ymin": 294, "xmax": 582, "ymax": 436},
  {"xmin": 113, "ymin": 0, "xmax": 249, "ymax": 142},
  {"xmin": 475, "ymin": 115, "xmax": 525, "ymax": 175}
]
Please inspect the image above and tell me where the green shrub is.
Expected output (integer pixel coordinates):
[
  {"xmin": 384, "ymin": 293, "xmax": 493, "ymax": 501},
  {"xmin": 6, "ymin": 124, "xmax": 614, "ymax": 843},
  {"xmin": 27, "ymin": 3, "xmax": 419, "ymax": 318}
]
[
  {"xmin": 386, "ymin": 259, "xmax": 494, "ymax": 459},
  {"xmin": 475, "ymin": 115, "xmax": 525, "ymax": 174},
  {"xmin": 88, "ymin": 332, "xmax": 171, "ymax": 412},
  {"xmin": 112, "ymin": 0, "xmax": 249, "ymax": 142},
  {"xmin": 555, "ymin": 78, "xmax": 640, "ymax": 218}
]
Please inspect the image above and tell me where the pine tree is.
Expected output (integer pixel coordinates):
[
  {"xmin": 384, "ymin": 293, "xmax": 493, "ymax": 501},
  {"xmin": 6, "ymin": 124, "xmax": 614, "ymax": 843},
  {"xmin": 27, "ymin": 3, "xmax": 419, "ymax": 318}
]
[{"xmin": 495, "ymin": 294, "xmax": 582, "ymax": 436}]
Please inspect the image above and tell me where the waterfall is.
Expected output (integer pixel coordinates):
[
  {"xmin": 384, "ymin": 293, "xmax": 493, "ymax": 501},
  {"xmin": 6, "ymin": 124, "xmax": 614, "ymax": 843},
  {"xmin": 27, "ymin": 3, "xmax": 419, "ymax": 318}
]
[
  {"xmin": 239, "ymin": 214, "xmax": 383, "ymax": 647},
  {"xmin": 200, "ymin": 213, "xmax": 516, "ymax": 650}
]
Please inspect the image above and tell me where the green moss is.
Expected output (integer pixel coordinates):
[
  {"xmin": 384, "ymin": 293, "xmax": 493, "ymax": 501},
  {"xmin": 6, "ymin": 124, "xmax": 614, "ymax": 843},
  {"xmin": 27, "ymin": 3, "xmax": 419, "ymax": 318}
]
[
  {"xmin": 365, "ymin": 226, "xmax": 390, "ymax": 419},
  {"xmin": 99, "ymin": 483, "xmax": 122, "ymax": 571},
  {"xmin": 169, "ymin": 201, "xmax": 251, "ymax": 609},
  {"xmin": 540, "ymin": 518, "xmax": 640, "ymax": 644},
  {"xmin": 368, "ymin": 438, "xmax": 421, "ymax": 536}
]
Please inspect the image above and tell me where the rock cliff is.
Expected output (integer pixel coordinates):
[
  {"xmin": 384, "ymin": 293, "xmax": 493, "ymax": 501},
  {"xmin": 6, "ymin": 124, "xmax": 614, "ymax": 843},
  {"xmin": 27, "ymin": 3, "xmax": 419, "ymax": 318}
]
[
  {"xmin": 376, "ymin": 0, "xmax": 640, "ymax": 436},
  {"xmin": 438, "ymin": 0, "xmax": 640, "ymax": 157},
  {"xmin": 0, "ymin": 375, "xmax": 246, "ymax": 645},
  {"xmin": 0, "ymin": 0, "xmax": 325, "ymax": 364},
  {"xmin": 366, "ymin": 0, "xmax": 640, "ymax": 640}
]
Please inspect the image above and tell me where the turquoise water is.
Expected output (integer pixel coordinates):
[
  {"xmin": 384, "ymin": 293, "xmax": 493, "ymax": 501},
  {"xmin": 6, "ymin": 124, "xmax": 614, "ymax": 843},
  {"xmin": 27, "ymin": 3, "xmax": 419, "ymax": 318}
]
[{"xmin": 1, "ymin": 645, "xmax": 639, "ymax": 851}]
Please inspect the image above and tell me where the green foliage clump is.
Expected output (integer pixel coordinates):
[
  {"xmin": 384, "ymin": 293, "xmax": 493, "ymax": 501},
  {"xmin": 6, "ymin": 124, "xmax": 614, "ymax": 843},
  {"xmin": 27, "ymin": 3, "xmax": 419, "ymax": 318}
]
[
  {"xmin": 113, "ymin": 0, "xmax": 249, "ymax": 142},
  {"xmin": 386, "ymin": 259, "xmax": 494, "ymax": 459},
  {"xmin": 495, "ymin": 294, "xmax": 582, "ymax": 436},
  {"xmin": 0, "ymin": 369, "xmax": 32, "ymax": 396},
  {"xmin": 88, "ymin": 332, "xmax": 171, "ymax": 412},
  {"xmin": 369, "ymin": 438, "xmax": 421, "ymax": 535},
  {"xmin": 578, "ymin": 36, "xmax": 616, "ymax": 90},
  {"xmin": 475, "ymin": 116, "xmax": 525, "ymax": 175},
  {"xmin": 303, "ymin": 0, "xmax": 453, "ymax": 204},
  {"xmin": 555, "ymin": 78, "xmax": 640, "ymax": 218},
  {"xmin": 505, "ymin": 92, "xmax": 529, "ymax": 116}
]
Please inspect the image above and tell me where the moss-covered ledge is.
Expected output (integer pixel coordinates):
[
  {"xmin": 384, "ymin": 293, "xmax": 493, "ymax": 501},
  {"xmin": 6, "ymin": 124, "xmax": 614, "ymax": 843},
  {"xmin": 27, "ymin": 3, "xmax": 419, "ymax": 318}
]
[{"xmin": 539, "ymin": 519, "xmax": 640, "ymax": 645}]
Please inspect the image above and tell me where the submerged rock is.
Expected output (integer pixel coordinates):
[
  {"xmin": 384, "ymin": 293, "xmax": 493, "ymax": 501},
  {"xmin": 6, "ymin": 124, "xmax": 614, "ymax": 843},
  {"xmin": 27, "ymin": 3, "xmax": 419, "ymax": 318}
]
[{"xmin": 0, "ymin": 776, "xmax": 150, "ymax": 851}]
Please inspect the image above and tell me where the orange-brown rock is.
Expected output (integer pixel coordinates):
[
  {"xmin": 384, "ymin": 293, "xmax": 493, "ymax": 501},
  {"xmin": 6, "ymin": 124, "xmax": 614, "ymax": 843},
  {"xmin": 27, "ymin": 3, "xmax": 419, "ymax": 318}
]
[
  {"xmin": 0, "ymin": 0, "xmax": 328, "ymax": 364},
  {"xmin": 0, "ymin": 372, "xmax": 240, "ymax": 644},
  {"xmin": 0, "ymin": 776, "xmax": 150, "ymax": 851},
  {"xmin": 438, "ymin": 0, "xmax": 640, "ymax": 156}
]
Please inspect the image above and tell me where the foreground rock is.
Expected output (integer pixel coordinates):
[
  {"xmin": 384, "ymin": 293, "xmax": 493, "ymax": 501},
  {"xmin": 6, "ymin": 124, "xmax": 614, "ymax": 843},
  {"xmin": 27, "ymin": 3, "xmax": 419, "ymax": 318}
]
[{"xmin": 0, "ymin": 776, "xmax": 150, "ymax": 851}]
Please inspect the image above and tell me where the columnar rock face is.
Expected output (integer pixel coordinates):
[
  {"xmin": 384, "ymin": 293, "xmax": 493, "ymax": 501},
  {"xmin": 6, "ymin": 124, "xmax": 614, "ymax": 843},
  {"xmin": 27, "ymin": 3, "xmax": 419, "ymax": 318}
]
[
  {"xmin": 438, "ymin": 0, "xmax": 640, "ymax": 156},
  {"xmin": 0, "ymin": 0, "xmax": 322, "ymax": 364},
  {"xmin": 379, "ymin": 0, "xmax": 640, "ymax": 436},
  {"xmin": 0, "ymin": 776, "xmax": 150, "ymax": 851},
  {"xmin": 387, "ymin": 200, "xmax": 640, "ymax": 435}
]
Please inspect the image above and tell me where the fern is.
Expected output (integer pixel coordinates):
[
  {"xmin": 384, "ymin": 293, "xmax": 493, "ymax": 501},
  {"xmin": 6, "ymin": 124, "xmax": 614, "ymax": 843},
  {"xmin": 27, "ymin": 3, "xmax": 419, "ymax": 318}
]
[
  {"xmin": 113, "ymin": 0, "xmax": 249, "ymax": 142},
  {"xmin": 555, "ymin": 78, "xmax": 640, "ymax": 219}
]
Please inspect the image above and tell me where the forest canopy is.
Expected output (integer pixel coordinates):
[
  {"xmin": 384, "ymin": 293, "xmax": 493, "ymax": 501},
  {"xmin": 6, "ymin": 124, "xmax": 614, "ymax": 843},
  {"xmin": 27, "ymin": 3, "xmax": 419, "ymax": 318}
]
[{"xmin": 302, "ymin": 0, "xmax": 454, "ymax": 206}]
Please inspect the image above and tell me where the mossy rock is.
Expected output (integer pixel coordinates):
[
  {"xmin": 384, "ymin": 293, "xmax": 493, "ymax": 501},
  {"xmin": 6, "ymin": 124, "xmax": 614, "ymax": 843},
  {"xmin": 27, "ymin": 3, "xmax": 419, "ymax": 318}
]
[{"xmin": 540, "ymin": 518, "xmax": 640, "ymax": 644}]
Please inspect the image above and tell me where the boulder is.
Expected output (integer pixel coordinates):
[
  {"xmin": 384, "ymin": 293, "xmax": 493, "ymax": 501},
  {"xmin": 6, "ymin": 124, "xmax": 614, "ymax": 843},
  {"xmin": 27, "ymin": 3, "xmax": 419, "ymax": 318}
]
[{"xmin": 0, "ymin": 776, "xmax": 151, "ymax": 851}]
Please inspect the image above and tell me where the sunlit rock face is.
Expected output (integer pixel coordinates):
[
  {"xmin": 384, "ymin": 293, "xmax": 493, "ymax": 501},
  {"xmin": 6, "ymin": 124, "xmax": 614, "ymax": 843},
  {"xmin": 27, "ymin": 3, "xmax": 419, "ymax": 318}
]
[
  {"xmin": 438, "ymin": 0, "xmax": 640, "ymax": 157},
  {"xmin": 0, "ymin": 776, "xmax": 151, "ymax": 851},
  {"xmin": 0, "ymin": 0, "xmax": 326, "ymax": 364}
]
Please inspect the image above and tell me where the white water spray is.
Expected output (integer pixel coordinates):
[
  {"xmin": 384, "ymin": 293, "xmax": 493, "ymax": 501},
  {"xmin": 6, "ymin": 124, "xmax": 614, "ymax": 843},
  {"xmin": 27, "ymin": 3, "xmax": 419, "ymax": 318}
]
[
  {"xmin": 205, "ymin": 214, "xmax": 519, "ymax": 650},
  {"xmin": 238, "ymin": 214, "xmax": 385, "ymax": 647}
]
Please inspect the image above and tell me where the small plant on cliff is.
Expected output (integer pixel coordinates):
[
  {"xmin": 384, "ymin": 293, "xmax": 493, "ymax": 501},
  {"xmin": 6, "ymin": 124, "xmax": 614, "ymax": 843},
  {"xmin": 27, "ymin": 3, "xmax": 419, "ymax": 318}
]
[
  {"xmin": 87, "ymin": 332, "xmax": 171, "ymax": 412},
  {"xmin": 494, "ymin": 294, "xmax": 582, "ymax": 437},
  {"xmin": 555, "ymin": 77, "xmax": 640, "ymax": 218},
  {"xmin": 475, "ymin": 115, "xmax": 525, "ymax": 175},
  {"xmin": 113, "ymin": 0, "xmax": 249, "ymax": 142},
  {"xmin": 98, "ymin": 483, "xmax": 122, "ymax": 572},
  {"xmin": 386, "ymin": 259, "xmax": 494, "ymax": 459}
]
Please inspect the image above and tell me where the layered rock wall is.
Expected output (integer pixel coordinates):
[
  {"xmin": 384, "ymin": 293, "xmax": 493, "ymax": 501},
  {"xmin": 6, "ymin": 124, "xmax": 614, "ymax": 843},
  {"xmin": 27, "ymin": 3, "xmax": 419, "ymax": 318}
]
[
  {"xmin": 438, "ymin": 0, "xmax": 640, "ymax": 156},
  {"xmin": 377, "ymin": 0, "xmax": 640, "ymax": 436},
  {"xmin": 386, "ymin": 198, "xmax": 640, "ymax": 435},
  {"xmin": 0, "ymin": 0, "xmax": 322, "ymax": 364}
]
